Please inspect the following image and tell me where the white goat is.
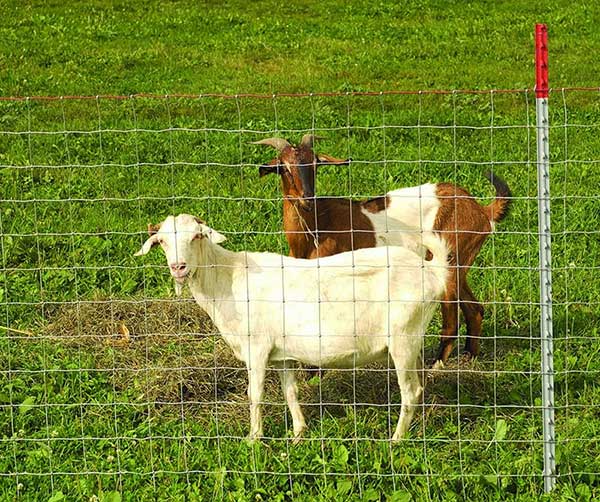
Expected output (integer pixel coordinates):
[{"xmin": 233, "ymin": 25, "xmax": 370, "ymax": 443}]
[{"xmin": 135, "ymin": 214, "xmax": 449, "ymax": 442}]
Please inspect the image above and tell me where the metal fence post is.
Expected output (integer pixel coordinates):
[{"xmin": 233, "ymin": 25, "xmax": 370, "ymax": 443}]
[{"xmin": 535, "ymin": 23, "xmax": 557, "ymax": 493}]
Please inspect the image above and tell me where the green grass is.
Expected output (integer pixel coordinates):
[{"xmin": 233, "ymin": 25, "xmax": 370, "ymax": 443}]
[
  {"xmin": 1, "ymin": 1, "xmax": 600, "ymax": 501},
  {"xmin": 2, "ymin": 0, "xmax": 600, "ymax": 96}
]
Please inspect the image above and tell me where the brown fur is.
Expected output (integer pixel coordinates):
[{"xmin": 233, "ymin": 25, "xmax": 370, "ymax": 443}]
[
  {"xmin": 284, "ymin": 197, "xmax": 377, "ymax": 259},
  {"xmin": 431, "ymin": 175, "xmax": 511, "ymax": 361},
  {"xmin": 256, "ymin": 137, "xmax": 511, "ymax": 363},
  {"xmin": 432, "ymin": 183, "xmax": 493, "ymax": 362},
  {"xmin": 363, "ymin": 195, "xmax": 390, "ymax": 214}
]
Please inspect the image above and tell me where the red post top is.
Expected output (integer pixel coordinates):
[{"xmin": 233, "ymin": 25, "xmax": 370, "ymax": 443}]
[{"xmin": 535, "ymin": 24, "xmax": 549, "ymax": 98}]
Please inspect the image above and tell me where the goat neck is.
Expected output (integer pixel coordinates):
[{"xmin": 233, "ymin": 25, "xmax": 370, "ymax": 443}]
[
  {"xmin": 186, "ymin": 239, "xmax": 238, "ymax": 309},
  {"xmin": 282, "ymin": 195, "xmax": 320, "ymax": 257}
]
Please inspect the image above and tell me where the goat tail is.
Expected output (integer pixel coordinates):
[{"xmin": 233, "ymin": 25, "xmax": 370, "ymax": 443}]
[
  {"xmin": 482, "ymin": 171, "xmax": 512, "ymax": 224},
  {"xmin": 420, "ymin": 232, "xmax": 450, "ymax": 295}
]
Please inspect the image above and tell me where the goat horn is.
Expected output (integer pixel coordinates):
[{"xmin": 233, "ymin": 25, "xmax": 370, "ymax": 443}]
[
  {"xmin": 251, "ymin": 138, "xmax": 291, "ymax": 152},
  {"xmin": 299, "ymin": 134, "xmax": 325, "ymax": 149}
]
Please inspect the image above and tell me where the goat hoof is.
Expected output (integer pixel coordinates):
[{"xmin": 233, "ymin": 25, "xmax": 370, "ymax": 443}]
[
  {"xmin": 431, "ymin": 359, "xmax": 445, "ymax": 371},
  {"xmin": 391, "ymin": 432, "xmax": 406, "ymax": 443},
  {"xmin": 427, "ymin": 359, "xmax": 444, "ymax": 382},
  {"xmin": 460, "ymin": 351, "xmax": 477, "ymax": 365},
  {"xmin": 245, "ymin": 433, "xmax": 263, "ymax": 445},
  {"xmin": 291, "ymin": 426, "xmax": 306, "ymax": 445}
]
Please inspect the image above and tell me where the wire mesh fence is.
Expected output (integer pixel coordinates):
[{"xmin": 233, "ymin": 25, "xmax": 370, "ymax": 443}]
[{"xmin": 0, "ymin": 89, "xmax": 598, "ymax": 500}]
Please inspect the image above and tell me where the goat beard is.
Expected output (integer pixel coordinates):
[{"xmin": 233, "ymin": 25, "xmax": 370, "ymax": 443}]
[
  {"xmin": 172, "ymin": 269, "xmax": 193, "ymax": 297},
  {"xmin": 174, "ymin": 279, "xmax": 184, "ymax": 297}
]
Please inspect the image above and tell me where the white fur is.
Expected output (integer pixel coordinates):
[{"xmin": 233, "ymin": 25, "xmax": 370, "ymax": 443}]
[
  {"xmin": 136, "ymin": 214, "xmax": 449, "ymax": 442},
  {"xmin": 362, "ymin": 183, "xmax": 441, "ymax": 256}
]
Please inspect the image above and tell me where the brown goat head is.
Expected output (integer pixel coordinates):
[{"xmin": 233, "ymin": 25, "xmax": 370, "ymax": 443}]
[{"xmin": 253, "ymin": 134, "xmax": 350, "ymax": 211}]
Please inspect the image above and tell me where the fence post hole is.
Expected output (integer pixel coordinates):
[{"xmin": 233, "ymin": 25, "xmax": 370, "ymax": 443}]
[{"xmin": 535, "ymin": 22, "xmax": 557, "ymax": 493}]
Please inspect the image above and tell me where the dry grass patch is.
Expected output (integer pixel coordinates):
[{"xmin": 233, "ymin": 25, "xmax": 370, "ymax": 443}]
[{"xmin": 39, "ymin": 297, "xmax": 490, "ymax": 430}]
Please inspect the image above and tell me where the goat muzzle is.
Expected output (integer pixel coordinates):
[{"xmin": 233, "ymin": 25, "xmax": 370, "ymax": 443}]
[{"xmin": 170, "ymin": 263, "xmax": 189, "ymax": 282}]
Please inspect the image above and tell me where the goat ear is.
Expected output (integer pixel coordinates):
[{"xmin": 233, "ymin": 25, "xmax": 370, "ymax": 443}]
[
  {"xmin": 316, "ymin": 153, "xmax": 351, "ymax": 166},
  {"xmin": 259, "ymin": 159, "xmax": 280, "ymax": 177},
  {"xmin": 207, "ymin": 229, "xmax": 227, "ymax": 244},
  {"xmin": 196, "ymin": 222, "xmax": 227, "ymax": 245},
  {"xmin": 135, "ymin": 234, "xmax": 160, "ymax": 256}
]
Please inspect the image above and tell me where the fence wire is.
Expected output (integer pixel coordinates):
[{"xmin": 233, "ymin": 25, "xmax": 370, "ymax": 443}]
[{"xmin": 0, "ymin": 89, "xmax": 598, "ymax": 500}]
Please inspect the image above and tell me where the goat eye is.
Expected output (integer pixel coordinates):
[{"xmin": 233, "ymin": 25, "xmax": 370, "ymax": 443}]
[{"xmin": 192, "ymin": 233, "xmax": 203, "ymax": 241}]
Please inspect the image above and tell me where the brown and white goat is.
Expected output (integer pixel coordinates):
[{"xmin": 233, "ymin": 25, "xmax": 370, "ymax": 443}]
[{"xmin": 253, "ymin": 134, "xmax": 512, "ymax": 364}]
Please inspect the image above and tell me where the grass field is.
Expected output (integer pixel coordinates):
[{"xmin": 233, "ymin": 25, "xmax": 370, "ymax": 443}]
[{"xmin": 1, "ymin": 1, "xmax": 600, "ymax": 501}]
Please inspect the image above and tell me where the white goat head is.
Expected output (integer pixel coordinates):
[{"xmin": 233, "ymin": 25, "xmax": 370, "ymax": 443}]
[{"xmin": 135, "ymin": 214, "xmax": 226, "ymax": 294}]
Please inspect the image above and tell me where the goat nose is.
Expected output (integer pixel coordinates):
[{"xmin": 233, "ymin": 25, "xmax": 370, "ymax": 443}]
[{"xmin": 170, "ymin": 262, "xmax": 187, "ymax": 272}]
